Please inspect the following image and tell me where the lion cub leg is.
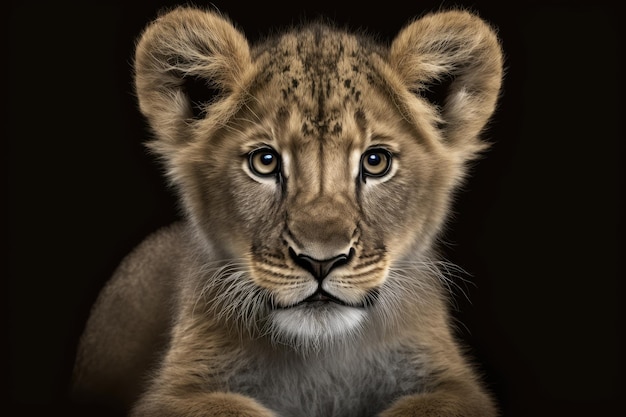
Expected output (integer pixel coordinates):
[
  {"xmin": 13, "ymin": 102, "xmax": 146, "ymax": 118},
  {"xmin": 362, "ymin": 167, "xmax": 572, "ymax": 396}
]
[
  {"xmin": 379, "ymin": 383, "xmax": 497, "ymax": 417},
  {"xmin": 132, "ymin": 391, "xmax": 276, "ymax": 417}
]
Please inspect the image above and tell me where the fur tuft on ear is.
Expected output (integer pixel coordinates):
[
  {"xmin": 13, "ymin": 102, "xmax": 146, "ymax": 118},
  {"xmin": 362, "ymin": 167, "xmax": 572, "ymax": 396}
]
[
  {"xmin": 134, "ymin": 7, "xmax": 251, "ymax": 148},
  {"xmin": 390, "ymin": 10, "xmax": 503, "ymax": 157}
]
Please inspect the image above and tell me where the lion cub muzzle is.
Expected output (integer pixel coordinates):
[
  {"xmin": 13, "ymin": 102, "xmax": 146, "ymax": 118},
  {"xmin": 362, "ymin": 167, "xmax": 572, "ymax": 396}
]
[{"xmin": 284, "ymin": 194, "xmax": 359, "ymax": 284}]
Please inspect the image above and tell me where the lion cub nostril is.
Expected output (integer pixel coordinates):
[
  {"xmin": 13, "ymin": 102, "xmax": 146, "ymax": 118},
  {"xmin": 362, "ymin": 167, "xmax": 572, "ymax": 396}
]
[{"xmin": 289, "ymin": 247, "xmax": 354, "ymax": 282}]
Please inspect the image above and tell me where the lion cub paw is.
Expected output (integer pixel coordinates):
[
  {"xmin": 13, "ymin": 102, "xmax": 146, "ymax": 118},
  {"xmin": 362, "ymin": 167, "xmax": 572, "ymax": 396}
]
[
  {"xmin": 379, "ymin": 391, "xmax": 497, "ymax": 417},
  {"xmin": 132, "ymin": 391, "xmax": 276, "ymax": 417},
  {"xmin": 204, "ymin": 392, "xmax": 276, "ymax": 417}
]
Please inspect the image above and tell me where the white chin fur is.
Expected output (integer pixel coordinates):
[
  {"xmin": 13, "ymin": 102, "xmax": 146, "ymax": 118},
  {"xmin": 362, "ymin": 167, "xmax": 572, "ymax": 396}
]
[{"xmin": 269, "ymin": 304, "xmax": 366, "ymax": 350}]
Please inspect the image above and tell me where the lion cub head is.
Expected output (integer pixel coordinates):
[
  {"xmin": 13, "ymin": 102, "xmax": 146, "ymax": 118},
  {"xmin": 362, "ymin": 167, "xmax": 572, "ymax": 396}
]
[{"xmin": 134, "ymin": 7, "xmax": 502, "ymax": 350}]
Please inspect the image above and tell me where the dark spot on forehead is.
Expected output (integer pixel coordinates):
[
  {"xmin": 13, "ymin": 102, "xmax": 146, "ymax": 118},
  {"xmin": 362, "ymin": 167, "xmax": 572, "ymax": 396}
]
[
  {"xmin": 276, "ymin": 107, "xmax": 290, "ymax": 122},
  {"xmin": 302, "ymin": 121, "xmax": 313, "ymax": 136},
  {"xmin": 355, "ymin": 109, "xmax": 367, "ymax": 134},
  {"xmin": 313, "ymin": 25, "xmax": 324, "ymax": 45}
]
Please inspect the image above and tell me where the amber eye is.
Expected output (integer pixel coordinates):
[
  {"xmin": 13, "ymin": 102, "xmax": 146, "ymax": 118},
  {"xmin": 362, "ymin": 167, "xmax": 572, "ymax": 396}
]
[
  {"xmin": 361, "ymin": 148, "xmax": 392, "ymax": 179},
  {"xmin": 249, "ymin": 147, "xmax": 281, "ymax": 177}
]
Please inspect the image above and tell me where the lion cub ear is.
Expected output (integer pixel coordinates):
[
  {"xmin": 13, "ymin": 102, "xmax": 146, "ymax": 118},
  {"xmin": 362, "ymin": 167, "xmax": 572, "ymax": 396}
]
[
  {"xmin": 389, "ymin": 10, "xmax": 503, "ymax": 157},
  {"xmin": 134, "ymin": 7, "xmax": 251, "ymax": 147}
]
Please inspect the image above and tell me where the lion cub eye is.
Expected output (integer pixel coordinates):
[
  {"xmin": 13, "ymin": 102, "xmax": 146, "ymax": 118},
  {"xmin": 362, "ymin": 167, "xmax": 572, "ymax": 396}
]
[
  {"xmin": 249, "ymin": 147, "xmax": 281, "ymax": 177},
  {"xmin": 361, "ymin": 148, "xmax": 392, "ymax": 179}
]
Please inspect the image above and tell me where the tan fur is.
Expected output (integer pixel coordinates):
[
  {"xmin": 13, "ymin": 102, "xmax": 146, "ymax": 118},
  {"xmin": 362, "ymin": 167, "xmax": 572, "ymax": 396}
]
[{"xmin": 73, "ymin": 6, "xmax": 503, "ymax": 416}]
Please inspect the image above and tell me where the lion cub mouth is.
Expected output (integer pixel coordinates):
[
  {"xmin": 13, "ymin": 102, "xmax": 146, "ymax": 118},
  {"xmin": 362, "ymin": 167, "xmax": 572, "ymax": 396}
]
[
  {"xmin": 301, "ymin": 289, "xmax": 348, "ymax": 306},
  {"xmin": 273, "ymin": 289, "xmax": 347, "ymax": 309},
  {"xmin": 275, "ymin": 288, "xmax": 373, "ymax": 310}
]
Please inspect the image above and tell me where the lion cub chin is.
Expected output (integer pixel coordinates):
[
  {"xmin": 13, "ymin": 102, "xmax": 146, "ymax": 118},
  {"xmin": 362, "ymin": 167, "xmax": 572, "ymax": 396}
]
[
  {"xmin": 73, "ymin": 6, "xmax": 503, "ymax": 417},
  {"xmin": 270, "ymin": 304, "xmax": 367, "ymax": 346}
]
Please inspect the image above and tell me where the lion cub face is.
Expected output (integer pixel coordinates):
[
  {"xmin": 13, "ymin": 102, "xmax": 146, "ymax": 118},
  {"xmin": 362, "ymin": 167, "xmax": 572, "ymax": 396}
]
[
  {"xmin": 194, "ymin": 30, "xmax": 454, "ymax": 344},
  {"xmin": 134, "ymin": 8, "xmax": 502, "ymax": 348},
  {"xmin": 237, "ymin": 50, "xmax": 415, "ymax": 340}
]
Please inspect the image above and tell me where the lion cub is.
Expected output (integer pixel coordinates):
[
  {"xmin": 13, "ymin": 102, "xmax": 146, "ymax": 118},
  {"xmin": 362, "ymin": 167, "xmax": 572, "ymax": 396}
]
[{"xmin": 73, "ymin": 6, "xmax": 503, "ymax": 417}]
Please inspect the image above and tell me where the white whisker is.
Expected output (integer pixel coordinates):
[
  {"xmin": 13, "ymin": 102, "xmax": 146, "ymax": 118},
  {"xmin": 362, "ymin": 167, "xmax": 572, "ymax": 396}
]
[
  {"xmin": 187, "ymin": 258, "xmax": 272, "ymax": 339},
  {"xmin": 386, "ymin": 257, "xmax": 474, "ymax": 312}
]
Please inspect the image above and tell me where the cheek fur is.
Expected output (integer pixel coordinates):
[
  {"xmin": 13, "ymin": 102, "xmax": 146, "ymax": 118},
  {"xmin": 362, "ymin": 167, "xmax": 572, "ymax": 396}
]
[
  {"xmin": 362, "ymin": 175, "xmax": 415, "ymax": 234},
  {"xmin": 229, "ymin": 168, "xmax": 284, "ymax": 235}
]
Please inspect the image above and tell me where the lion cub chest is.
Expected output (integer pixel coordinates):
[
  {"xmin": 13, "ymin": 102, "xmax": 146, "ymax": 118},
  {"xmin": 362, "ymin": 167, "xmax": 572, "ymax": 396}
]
[{"xmin": 227, "ymin": 348, "xmax": 419, "ymax": 417}]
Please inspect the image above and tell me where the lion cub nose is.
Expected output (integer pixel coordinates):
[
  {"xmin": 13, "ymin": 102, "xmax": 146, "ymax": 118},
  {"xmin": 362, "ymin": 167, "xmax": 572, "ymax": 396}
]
[{"xmin": 289, "ymin": 248, "xmax": 354, "ymax": 282}]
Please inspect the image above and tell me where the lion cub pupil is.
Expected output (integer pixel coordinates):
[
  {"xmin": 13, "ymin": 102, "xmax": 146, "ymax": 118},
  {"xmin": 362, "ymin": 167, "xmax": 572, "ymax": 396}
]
[
  {"xmin": 368, "ymin": 153, "xmax": 382, "ymax": 166},
  {"xmin": 260, "ymin": 153, "xmax": 274, "ymax": 167}
]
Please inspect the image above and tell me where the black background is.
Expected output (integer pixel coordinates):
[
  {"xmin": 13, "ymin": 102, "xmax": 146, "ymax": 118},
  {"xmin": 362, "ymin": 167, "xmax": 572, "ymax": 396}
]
[{"xmin": 7, "ymin": 0, "xmax": 624, "ymax": 416}]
